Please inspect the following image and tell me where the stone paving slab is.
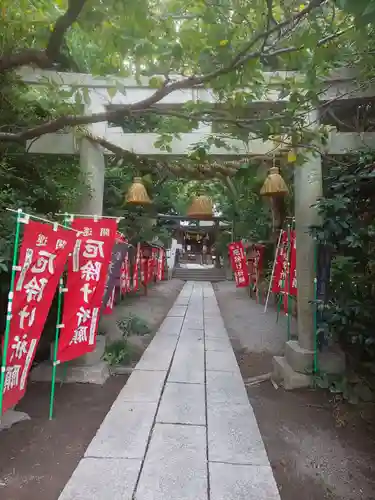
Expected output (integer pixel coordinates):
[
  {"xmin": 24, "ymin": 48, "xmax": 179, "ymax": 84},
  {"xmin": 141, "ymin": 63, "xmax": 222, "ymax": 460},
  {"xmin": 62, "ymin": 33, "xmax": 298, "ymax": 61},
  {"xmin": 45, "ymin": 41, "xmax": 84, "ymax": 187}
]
[
  {"xmin": 58, "ymin": 281, "xmax": 280, "ymax": 500},
  {"xmin": 209, "ymin": 462, "xmax": 281, "ymax": 500},
  {"xmin": 135, "ymin": 336, "xmax": 177, "ymax": 371},
  {"xmin": 184, "ymin": 315, "xmax": 204, "ymax": 329},
  {"xmin": 168, "ymin": 342, "xmax": 205, "ymax": 384},
  {"xmin": 167, "ymin": 305, "xmax": 187, "ymax": 317},
  {"xmin": 205, "ymin": 337, "xmax": 232, "ymax": 351},
  {"xmin": 135, "ymin": 423, "xmax": 208, "ymax": 500},
  {"xmin": 85, "ymin": 402, "xmax": 157, "ymax": 459},
  {"xmin": 58, "ymin": 458, "xmax": 142, "ymax": 500},
  {"xmin": 207, "ymin": 402, "xmax": 269, "ymax": 465},
  {"xmin": 206, "ymin": 349, "xmax": 241, "ymax": 373},
  {"xmin": 179, "ymin": 327, "xmax": 204, "ymax": 340},
  {"xmin": 174, "ymin": 297, "xmax": 190, "ymax": 305},
  {"xmin": 156, "ymin": 382, "xmax": 206, "ymax": 425},
  {"xmin": 117, "ymin": 369, "xmax": 167, "ymax": 403},
  {"xmin": 158, "ymin": 315, "xmax": 184, "ymax": 334},
  {"xmin": 206, "ymin": 370, "xmax": 249, "ymax": 406}
]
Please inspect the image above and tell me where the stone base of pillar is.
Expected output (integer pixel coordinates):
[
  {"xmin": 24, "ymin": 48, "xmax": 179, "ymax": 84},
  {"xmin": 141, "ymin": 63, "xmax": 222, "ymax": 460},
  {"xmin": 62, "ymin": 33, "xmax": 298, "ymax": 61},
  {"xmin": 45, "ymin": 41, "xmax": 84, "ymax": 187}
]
[
  {"xmin": 273, "ymin": 340, "xmax": 346, "ymax": 390},
  {"xmin": 285, "ymin": 340, "xmax": 314, "ymax": 373},
  {"xmin": 272, "ymin": 340, "xmax": 314, "ymax": 389},
  {"xmin": 30, "ymin": 337, "xmax": 110, "ymax": 385},
  {"xmin": 31, "ymin": 360, "xmax": 110, "ymax": 384},
  {"xmin": 272, "ymin": 356, "xmax": 311, "ymax": 390},
  {"xmin": 0, "ymin": 408, "xmax": 30, "ymax": 431}
]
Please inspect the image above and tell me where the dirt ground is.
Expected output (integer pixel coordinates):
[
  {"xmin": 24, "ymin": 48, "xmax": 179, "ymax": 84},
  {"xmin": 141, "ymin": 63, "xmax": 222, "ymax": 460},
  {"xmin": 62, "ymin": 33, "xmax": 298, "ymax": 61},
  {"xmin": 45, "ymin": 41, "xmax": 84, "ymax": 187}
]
[
  {"xmin": 0, "ymin": 279, "xmax": 183, "ymax": 500},
  {"xmin": 215, "ymin": 281, "xmax": 375, "ymax": 500},
  {"xmin": 113, "ymin": 278, "xmax": 184, "ymax": 330}
]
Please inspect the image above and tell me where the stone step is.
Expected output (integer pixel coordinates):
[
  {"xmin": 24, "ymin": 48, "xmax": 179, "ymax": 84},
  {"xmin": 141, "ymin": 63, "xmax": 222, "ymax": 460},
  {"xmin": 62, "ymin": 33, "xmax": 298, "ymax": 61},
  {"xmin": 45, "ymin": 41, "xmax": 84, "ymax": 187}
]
[{"xmin": 173, "ymin": 269, "xmax": 227, "ymax": 282}]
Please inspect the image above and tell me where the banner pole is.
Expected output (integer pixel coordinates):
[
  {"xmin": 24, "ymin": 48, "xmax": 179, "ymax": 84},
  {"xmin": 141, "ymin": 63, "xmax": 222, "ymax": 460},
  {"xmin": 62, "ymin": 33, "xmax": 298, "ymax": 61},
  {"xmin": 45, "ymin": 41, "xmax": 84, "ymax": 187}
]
[
  {"xmin": 0, "ymin": 209, "xmax": 23, "ymax": 417},
  {"xmin": 49, "ymin": 215, "xmax": 68, "ymax": 420},
  {"xmin": 264, "ymin": 229, "xmax": 283, "ymax": 313}
]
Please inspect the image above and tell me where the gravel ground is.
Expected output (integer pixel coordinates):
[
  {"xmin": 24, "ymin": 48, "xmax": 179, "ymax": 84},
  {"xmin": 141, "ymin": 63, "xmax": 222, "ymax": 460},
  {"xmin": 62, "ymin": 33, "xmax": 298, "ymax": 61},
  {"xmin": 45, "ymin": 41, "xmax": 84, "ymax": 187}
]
[{"xmin": 215, "ymin": 281, "xmax": 375, "ymax": 500}]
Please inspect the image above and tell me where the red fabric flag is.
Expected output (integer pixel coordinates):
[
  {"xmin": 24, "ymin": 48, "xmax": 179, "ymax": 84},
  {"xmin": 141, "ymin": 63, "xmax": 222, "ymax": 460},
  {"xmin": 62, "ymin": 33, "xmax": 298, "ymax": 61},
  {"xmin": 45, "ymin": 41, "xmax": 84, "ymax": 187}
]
[
  {"xmin": 119, "ymin": 234, "xmax": 130, "ymax": 295},
  {"xmin": 57, "ymin": 217, "xmax": 117, "ymax": 363},
  {"xmin": 157, "ymin": 248, "xmax": 165, "ymax": 281},
  {"xmin": 248, "ymin": 243, "xmax": 265, "ymax": 286},
  {"xmin": 228, "ymin": 242, "xmax": 250, "ymax": 288},
  {"xmin": 150, "ymin": 248, "xmax": 158, "ymax": 281},
  {"xmin": 103, "ymin": 286, "xmax": 115, "ymax": 315},
  {"xmin": 271, "ymin": 230, "xmax": 288, "ymax": 293},
  {"xmin": 141, "ymin": 257, "xmax": 148, "ymax": 284},
  {"xmin": 132, "ymin": 243, "xmax": 140, "ymax": 291},
  {"xmin": 289, "ymin": 230, "xmax": 297, "ymax": 296},
  {"xmin": 2, "ymin": 221, "xmax": 76, "ymax": 414},
  {"xmin": 120, "ymin": 254, "xmax": 129, "ymax": 294}
]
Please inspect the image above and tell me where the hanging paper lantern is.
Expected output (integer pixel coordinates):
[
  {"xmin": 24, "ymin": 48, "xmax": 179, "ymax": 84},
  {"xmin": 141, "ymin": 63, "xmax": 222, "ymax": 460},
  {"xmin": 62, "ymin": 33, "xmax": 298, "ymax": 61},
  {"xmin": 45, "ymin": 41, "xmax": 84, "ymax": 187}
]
[
  {"xmin": 187, "ymin": 195, "xmax": 213, "ymax": 218},
  {"xmin": 260, "ymin": 167, "xmax": 289, "ymax": 197},
  {"xmin": 125, "ymin": 177, "xmax": 152, "ymax": 205}
]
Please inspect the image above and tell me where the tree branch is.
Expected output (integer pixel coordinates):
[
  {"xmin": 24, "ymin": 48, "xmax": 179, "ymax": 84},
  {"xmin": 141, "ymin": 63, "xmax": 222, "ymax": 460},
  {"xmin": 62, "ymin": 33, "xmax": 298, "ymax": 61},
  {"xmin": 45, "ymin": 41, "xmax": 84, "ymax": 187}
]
[
  {"xmin": 0, "ymin": 0, "xmax": 327, "ymax": 143},
  {"xmin": 84, "ymin": 132, "xmax": 243, "ymax": 178},
  {"xmin": 0, "ymin": 0, "xmax": 87, "ymax": 73}
]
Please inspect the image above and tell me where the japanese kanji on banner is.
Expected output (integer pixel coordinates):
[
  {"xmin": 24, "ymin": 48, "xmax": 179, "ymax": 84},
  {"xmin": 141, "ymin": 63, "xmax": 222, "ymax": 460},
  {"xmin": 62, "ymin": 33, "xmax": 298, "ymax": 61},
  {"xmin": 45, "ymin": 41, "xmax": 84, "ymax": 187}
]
[
  {"xmin": 271, "ymin": 230, "xmax": 288, "ymax": 293},
  {"xmin": 140, "ymin": 256, "xmax": 147, "ymax": 284},
  {"xmin": 157, "ymin": 248, "xmax": 165, "ymax": 281},
  {"xmin": 2, "ymin": 221, "xmax": 76, "ymax": 414},
  {"xmin": 289, "ymin": 230, "xmax": 297, "ymax": 296},
  {"xmin": 120, "ymin": 251, "xmax": 131, "ymax": 294},
  {"xmin": 248, "ymin": 243, "xmax": 265, "ymax": 286},
  {"xmin": 103, "ymin": 287, "xmax": 116, "ymax": 315},
  {"xmin": 101, "ymin": 241, "xmax": 128, "ymax": 310},
  {"xmin": 133, "ymin": 243, "xmax": 140, "ymax": 291},
  {"xmin": 57, "ymin": 217, "xmax": 117, "ymax": 363},
  {"xmin": 150, "ymin": 247, "xmax": 158, "ymax": 282},
  {"xmin": 228, "ymin": 242, "xmax": 250, "ymax": 288},
  {"xmin": 272, "ymin": 230, "xmax": 297, "ymax": 298}
]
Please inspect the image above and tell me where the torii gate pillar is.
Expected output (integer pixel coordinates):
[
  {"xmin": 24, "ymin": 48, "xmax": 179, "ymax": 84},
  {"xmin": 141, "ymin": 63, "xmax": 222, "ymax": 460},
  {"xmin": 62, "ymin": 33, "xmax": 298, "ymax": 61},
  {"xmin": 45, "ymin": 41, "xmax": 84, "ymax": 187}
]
[
  {"xmin": 273, "ymin": 110, "xmax": 345, "ymax": 388},
  {"xmin": 79, "ymin": 137, "xmax": 106, "ymax": 215}
]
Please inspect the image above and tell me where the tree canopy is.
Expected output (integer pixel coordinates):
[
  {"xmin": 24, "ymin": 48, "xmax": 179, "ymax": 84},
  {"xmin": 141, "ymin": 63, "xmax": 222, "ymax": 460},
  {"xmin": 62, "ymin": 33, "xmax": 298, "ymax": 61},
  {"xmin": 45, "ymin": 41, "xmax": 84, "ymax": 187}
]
[{"xmin": 0, "ymin": 0, "xmax": 363, "ymax": 149}]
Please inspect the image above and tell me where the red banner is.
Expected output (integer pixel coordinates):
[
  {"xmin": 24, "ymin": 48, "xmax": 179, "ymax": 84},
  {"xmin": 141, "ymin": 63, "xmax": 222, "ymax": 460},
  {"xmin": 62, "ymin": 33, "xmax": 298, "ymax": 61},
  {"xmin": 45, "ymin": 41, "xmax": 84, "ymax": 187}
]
[
  {"xmin": 289, "ymin": 230, "xmax": 297, "ymax": 296},
  {"xmin": 157, "ymin": 248, "xmax": 165, "ymax": 281},
  {"xmin": 103, "ymin": 287, "xmax": 115, "ymax": 315},
  {"xmin": 228, "ymin": 242, "xmax": 250, "ymax": 288},
  {"xmin": 2, "ymin": 221, "xmax": 75, "ymax": 413},
  {"xmin": 150, "ymin": 248, "xmax": 158, "ymax": 282},
  {"xmin": 141, "ymin": 257, "xmax": 148, "ymax": 284},
  {"xmin": 271, "ymin": 231, "xmax": 288, "ymax": 293},
  {"xmin": 272, "ymin": 230, "xmax": 297, "ymax": 298},
  {"xmin": 57, "ymin": 217, "xmax": 117, "ymax": 363},
  {"xmin": 248, "ymin": 244, "xmax": 265, "ymax": 286},
  {"xmin": 133, "ymin": 243, "xmax": 140, "ymax": 291},
  {"xmin": 120, "ymin": 252, "xmax": 130, "ymax": 294}
]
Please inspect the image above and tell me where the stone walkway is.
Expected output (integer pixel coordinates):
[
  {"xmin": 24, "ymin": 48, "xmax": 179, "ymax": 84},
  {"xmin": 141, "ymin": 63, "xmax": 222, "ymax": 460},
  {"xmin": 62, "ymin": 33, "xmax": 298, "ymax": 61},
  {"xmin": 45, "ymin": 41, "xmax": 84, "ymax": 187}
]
[{"xmin": 58, "ymin": 282, "xmax": 280, "ymax": 500}]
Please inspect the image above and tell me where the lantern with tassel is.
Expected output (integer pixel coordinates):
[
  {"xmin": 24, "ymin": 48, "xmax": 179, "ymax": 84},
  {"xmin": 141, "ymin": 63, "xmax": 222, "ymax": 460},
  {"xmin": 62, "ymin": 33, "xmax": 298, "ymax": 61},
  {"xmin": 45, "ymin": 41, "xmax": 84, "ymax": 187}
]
[
  {"xmin": 260, "ymin": 166, "xmax": 289, "ymax": 197},
  {"xmin": 187, "ymin": 195, "xmax": 213, "ymax": 219},
  {"xmin": 260, "ymin": 164, "xmax": 288, "ymax": 237},
  {"xmin": 125, "ymin": 177, "xmax": 152, "ymax": 205}
]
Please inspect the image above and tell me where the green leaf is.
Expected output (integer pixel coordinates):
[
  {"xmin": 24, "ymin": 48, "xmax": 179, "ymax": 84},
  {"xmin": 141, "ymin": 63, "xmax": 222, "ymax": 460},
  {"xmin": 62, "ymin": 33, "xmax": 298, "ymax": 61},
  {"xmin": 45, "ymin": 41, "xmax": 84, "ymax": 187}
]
[
  {"xmin": 148, "ymin": 76, "xmax": 164, "ymax": 89},
  {"xmin": 107, "ymin": 87, "xmax": 118, "ymax": 99}
]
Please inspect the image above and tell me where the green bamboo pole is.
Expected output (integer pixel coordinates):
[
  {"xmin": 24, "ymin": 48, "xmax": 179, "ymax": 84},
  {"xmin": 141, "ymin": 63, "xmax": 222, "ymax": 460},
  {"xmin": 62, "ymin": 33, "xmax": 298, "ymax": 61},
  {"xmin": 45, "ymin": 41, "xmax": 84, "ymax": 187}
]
[
  {"xmin": 49, "ymin": 215, "xmax": 68, "ymax": 420},
  {"xmin": 0, "ymin": 209, "xmax": 23, "ymax": 416},
  {"xmin": 313, "ymin": 239, "xmax": 319, "ymax": 375}
]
